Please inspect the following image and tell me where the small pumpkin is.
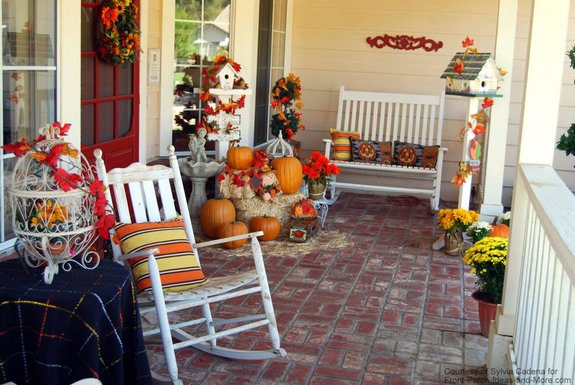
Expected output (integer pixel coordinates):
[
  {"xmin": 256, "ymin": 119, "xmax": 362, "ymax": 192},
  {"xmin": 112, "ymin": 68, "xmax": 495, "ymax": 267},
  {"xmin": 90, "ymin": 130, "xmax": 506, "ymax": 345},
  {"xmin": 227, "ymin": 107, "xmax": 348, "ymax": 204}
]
[
  {"xmin": 271, "ymin": 156, "xmax": 303, "ymax": 194},
  {"xmin": 227, "ymin": 146, "xmax": 253, "ymax": 170},
  {"xmin": 490, "ymin": 223, "xmax": 509, "ymax": 238},
  {"xmin": 250, "ymin": 215, "xmax": 281, "ymax": 241},
  {"xmin": 217, "ymin": 221, "xmax": 249, "ymax": 249},
  {"xmin": 199, "ymin": 198, "xmax": 236, "ymax": 239}
]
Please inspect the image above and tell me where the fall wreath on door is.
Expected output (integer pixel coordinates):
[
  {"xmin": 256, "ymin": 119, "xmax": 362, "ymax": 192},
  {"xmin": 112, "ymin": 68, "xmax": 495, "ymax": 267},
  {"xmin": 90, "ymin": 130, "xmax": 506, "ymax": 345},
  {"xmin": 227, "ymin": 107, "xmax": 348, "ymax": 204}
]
[{"xmin": 96, "ymin": 0, "xmax": 141, "ymax": 64}]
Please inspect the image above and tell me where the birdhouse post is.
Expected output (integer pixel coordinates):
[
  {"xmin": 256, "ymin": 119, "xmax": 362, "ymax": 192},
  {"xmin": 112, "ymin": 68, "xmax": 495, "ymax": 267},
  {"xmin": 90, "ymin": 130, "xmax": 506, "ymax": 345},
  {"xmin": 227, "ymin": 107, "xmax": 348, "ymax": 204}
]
[
  {"xmin": 440, "ymin": 51, "xmax": 504, "ymax": 209},
  {"xmin": 201, "ymin": 58, "xmax": 252, "ymax": 159}
]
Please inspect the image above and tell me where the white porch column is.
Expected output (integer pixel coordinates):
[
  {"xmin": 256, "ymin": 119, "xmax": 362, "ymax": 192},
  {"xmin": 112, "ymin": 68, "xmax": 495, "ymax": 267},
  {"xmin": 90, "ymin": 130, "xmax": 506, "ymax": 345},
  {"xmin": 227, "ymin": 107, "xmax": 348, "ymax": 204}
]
[
  {"xmin": 487, "ymin": 0, "xmax": 571, "ymax": 381},
  {"xmin": 479, "ymin": 0, "xmax": 518, "ymax": 222}
]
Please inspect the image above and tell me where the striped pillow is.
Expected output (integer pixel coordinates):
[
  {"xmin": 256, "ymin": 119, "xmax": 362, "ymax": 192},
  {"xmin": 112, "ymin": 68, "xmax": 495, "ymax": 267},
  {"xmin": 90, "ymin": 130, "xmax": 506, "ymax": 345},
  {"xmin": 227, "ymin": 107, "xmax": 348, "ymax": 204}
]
[
  {"xmin": 330, "ymin": 128, "xmax": 361, "ymax": 161},
  {"xmin": 114, "ymin": 220, "xmax": 208, "ymax": 293}
]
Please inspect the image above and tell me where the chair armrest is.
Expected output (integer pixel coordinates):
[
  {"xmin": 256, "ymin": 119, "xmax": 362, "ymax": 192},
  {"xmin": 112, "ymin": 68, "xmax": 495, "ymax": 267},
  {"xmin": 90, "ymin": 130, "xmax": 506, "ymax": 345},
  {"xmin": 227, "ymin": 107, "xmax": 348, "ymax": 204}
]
[
  {"xmin": 323, "ymin": 138, "xmax": 333, "ymax": 158},
  {"xmin": 193, "ymin": 231, "xmax": 264, "ymax": 249},
  {"xmin": 115, "ymin": 248, "xmax": 159, "ymax": 262},
  {"xmin": 439, "ymin": 147, "xmax": 448, "ymax": 152}
]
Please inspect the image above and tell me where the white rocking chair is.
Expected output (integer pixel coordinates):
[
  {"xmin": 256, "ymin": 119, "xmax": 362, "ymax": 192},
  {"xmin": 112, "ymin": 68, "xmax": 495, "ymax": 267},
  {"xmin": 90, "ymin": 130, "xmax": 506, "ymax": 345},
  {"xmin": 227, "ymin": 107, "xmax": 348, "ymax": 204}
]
[{"xmin": 94, "ymin": 146, "xmax": 286, "ymax": 385}]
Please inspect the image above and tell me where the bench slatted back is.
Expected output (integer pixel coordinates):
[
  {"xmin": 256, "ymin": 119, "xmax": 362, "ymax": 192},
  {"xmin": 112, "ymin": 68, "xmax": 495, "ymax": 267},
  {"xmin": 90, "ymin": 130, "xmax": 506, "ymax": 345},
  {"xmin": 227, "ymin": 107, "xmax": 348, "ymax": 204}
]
[{"xmin": 336, "ymin": 86, "xmax": 445, "ymax": 146}]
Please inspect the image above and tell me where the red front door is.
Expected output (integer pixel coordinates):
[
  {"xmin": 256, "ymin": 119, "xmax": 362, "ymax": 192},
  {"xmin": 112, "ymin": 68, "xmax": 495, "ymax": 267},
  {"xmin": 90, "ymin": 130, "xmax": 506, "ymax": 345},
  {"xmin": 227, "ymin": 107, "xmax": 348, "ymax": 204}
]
[{"xmin": 80, "ymin": 1, "xmax": 140, "ymax": 168}]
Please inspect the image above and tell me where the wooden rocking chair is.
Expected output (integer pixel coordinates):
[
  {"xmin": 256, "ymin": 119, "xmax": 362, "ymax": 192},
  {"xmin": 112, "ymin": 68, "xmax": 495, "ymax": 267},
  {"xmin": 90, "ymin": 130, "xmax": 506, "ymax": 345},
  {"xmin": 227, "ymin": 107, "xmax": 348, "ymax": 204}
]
[{"xmin": 94, "ymin": 146, "xmax": 286, "ymax": 385}]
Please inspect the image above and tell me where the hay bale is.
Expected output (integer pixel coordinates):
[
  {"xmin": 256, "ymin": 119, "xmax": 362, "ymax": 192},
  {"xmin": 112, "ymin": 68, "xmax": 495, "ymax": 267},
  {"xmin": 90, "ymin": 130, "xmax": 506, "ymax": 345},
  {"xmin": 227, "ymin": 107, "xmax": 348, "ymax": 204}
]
[{"xmin": 233, "ymin": 192, "xmax": 305, "ymax": 231}]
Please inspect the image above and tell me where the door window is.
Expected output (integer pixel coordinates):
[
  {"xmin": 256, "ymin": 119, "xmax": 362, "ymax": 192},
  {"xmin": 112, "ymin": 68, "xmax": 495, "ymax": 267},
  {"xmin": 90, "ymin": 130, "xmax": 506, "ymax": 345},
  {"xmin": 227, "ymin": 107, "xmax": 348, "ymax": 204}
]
[{"xmin": 1, "ymin": 0, "xmax": 57, "ymax": 249}]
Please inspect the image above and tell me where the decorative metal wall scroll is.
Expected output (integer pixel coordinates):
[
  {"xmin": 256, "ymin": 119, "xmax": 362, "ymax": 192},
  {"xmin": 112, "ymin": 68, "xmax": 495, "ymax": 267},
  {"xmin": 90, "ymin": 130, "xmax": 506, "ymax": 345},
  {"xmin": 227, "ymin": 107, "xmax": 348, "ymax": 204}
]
[{"xmin": 366, "ymin": 34, "xmax": 443, "ymax": 52}]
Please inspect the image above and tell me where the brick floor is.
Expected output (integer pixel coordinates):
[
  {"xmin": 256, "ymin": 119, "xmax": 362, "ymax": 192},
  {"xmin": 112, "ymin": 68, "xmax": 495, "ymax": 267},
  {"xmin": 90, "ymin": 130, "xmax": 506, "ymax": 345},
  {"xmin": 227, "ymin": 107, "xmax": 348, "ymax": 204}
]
[{"xmin": 146, "ymin": 193, "xmax": 489, "ymax": 384}]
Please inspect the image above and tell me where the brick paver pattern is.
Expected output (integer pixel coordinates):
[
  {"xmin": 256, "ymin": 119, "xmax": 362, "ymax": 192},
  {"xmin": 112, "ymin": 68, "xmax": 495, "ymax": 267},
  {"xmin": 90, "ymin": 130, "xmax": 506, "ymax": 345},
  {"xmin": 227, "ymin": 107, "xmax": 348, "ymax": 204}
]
[{"xmin": 145, "ymin": 193, "xmax": 489, "ymax": 384}]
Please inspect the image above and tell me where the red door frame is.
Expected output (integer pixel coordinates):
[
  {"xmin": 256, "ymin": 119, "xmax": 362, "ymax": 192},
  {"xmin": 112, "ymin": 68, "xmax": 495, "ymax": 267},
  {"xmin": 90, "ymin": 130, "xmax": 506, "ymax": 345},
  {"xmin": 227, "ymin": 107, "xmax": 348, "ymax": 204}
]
[{"xmin": 80, "ymin": 0, "xmax": 140, "ymax": 168}]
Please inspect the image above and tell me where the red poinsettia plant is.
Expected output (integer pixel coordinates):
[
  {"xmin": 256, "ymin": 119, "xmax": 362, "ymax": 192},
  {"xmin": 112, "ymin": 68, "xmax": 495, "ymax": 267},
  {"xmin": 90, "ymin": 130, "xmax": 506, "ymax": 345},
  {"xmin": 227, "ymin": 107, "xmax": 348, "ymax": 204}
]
[
  {"xmin": 1, "ymin": 122, "xmax": 115, "ymax": 239},
  {"xmin": 302, "ymin": 151, "xmax": 340, "ymax": 186}
]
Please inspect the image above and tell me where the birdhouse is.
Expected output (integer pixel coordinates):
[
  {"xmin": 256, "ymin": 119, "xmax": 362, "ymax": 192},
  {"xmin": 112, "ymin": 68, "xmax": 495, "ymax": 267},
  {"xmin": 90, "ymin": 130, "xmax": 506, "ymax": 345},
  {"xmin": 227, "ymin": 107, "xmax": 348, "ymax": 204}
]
[
  {"xmin": 440, "ymin": 52, "xmax": 503, "ymax": 97},
  {"xmin": 215, "ymin": 62, "xmax": 239, "ymax": 90}
]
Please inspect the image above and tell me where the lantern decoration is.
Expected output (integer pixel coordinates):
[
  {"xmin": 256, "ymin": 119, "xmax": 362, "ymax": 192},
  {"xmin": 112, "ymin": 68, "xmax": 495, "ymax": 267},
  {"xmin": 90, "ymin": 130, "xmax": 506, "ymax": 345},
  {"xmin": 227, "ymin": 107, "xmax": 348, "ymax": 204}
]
[{"xmin": 3, "ymin": 122, "xmax": 115, "ymax": 283}]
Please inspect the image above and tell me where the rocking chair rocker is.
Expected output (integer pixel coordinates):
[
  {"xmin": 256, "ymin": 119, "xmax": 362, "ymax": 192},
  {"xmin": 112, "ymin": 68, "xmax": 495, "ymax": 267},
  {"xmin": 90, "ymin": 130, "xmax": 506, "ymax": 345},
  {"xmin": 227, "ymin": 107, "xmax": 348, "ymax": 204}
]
[{"xmin": 94, "ymin": 146, "xmax": 286, "ymax": 385}]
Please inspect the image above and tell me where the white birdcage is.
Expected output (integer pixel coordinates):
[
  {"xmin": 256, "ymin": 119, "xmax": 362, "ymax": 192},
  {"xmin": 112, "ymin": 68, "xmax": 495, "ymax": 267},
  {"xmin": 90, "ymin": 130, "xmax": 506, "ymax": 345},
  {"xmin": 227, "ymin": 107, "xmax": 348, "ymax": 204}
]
[{"xmin": 9, "ymin": 124, "xmax": 99, "ymax": 283}]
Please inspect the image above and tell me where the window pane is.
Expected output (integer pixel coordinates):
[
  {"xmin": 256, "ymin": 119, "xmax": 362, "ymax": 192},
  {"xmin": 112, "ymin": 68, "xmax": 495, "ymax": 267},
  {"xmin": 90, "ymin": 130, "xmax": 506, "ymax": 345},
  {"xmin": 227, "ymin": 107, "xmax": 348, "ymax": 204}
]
[
  {"xmin": 274, "ymin": 0, "xmax": 287, "ymax": 31},
  {"xmin": 98, "ymin": 102, "xmax": 114, "ymax": 142},
  {"xmin": 175, "ymin": 20, "xmax": 202, "ymax": 63},
  {"xmin": 81, "ymin": 57, "xmax": 95, "ymax": 99},
  {"xmin": 2, "ymin": 70, "xmax": 56, "ymax": 143},
  {"xmin": 118, "ymin": 64, "xmax": 133, "ymax": 95},
  {"xmin": 98, "ymin": 62, "xmax": 114, "ymax": 98},
  {"xmin": 80, "ymin": 6, "xmax": 95, "ymax": 52},
  {"xmin": 272, "ymin": 31, "xmax": 285, "ymax": 68},
  {"xmin": 2, "ymin": 157, "xmax": 17, "ymax": 242},
  {"xmin": 118, "ymin": 100, "xmax": 133, "ymax": 137},
  {"xmin": 81, "ymin": 104, "xmax": 95, "ymax": 146},
  {"xmin": 2, "ymin": 0, "xmax": 56, "ymax": 66}
]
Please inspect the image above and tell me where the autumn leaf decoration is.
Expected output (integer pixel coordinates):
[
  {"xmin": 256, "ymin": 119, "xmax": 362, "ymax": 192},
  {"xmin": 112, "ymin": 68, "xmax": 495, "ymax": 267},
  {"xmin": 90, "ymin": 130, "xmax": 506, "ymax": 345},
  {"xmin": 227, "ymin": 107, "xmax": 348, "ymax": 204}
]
[
  {"xmin": 197, "ymin": 55, "xmax": 247, "ymax": 134},
  {"xmin": 451, "ymin": 162, "xmax": 473, "ymax": 188},
  {"xmin": 1, "ymin": 122, "xmax": 115, "ymax": 239},
  {"xmin": 453, "ymin": 36, "xmax": 478, "ymax": 76}
]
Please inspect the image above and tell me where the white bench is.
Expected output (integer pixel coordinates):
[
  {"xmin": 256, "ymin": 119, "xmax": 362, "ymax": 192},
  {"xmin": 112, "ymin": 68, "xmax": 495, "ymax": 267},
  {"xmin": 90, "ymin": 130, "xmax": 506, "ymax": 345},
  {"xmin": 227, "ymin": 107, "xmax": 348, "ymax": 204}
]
[{"xmin": 323, "ymin": 86, "xmax": 446, "ymax": 210}]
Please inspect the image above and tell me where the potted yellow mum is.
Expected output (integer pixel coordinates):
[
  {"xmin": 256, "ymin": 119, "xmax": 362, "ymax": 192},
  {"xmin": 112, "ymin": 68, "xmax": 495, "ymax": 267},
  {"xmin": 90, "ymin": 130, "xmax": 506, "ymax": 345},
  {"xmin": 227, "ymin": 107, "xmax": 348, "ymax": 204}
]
[
  {"xmin": 464, "ymin": 236, "xmax": 508, "ymax": 336},
  {"xmin": 437, "ymin": 208, "xmax": 480, "ymax": 255}
]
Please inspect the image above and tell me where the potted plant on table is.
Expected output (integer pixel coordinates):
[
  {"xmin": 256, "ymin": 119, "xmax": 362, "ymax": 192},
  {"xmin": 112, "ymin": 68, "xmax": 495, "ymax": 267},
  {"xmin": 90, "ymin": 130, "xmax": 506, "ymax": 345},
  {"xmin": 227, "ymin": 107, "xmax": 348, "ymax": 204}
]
[
  {"xmin": 463, "ymin": 236, "xmax": 508, "ymax": 337},
  {"xmin": 437, "ymin": 208, "xmax": 480, "ymax": 255},
  {"xmin": 302, "ymin": 151, "xmax": 340, "ymax": 200}
]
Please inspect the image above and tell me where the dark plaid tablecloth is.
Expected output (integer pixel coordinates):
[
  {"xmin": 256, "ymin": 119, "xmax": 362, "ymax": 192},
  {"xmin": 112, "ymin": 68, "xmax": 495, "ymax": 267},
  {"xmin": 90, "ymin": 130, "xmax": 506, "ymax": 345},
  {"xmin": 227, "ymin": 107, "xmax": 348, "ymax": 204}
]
[{"xmin": 0, "ymin": 258, "xmax": 152, "ymax": 385}]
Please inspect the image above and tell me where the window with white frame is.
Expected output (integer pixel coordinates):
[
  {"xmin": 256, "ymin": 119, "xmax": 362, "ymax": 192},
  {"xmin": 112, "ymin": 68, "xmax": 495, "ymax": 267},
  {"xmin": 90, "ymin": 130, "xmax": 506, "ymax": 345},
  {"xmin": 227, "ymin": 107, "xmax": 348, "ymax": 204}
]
[
  {"xmin": 253, "ymin": 0, "xmax": 287, "ymax": 146},
  {"xmin": 172, "ymin": 0, "xmax": 231, "ymax": 152},
  {"xmin": 0, "ymin": 0, "xmax": 57, "ymax": 251}
]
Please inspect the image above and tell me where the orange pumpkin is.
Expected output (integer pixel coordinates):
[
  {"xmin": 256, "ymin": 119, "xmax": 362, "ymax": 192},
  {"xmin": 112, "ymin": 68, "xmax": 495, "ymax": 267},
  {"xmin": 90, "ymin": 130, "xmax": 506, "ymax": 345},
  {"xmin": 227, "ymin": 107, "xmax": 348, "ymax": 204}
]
[
  {"xmin": 227, "ymin": 146, "xmax": 253, "ymax": 170},
  {"xmin": 217, "ymin": 221, "xmax": 249, "ymax": 249},
  {"xmin": 271, "ymin": 156, "xmax": 303, "ymax": 194},
  {"xmin": 250, "ymin": 215, "xmax": 281, "ymax": 241},
  {"xmin": 490, "ymin": 223, "xmax": 509, "ymax": 238},
  {"xmin": 199, "ymin": 198, "xmax": 236, "ymax": 239}
]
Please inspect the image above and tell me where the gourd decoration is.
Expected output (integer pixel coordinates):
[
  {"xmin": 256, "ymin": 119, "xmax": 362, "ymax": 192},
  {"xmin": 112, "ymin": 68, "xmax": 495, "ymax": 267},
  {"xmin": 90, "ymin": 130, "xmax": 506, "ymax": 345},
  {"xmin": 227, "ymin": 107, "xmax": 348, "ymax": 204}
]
[
  {"xmin": 250, "ymin": 215, "xmax": 281, "ymax": 241},
  {"xmin": 199, "ymin": 198, "xmax": 236, "ymax": 238},
  {"xmin": 217, "ymin": 221, "xmax": 249, "ymax": 249},
  {"xmin": 271, "ymin": 156, "xmax": 303, "ymax": 194},
  {"xmin": 226, "ymin": 146, "xmax": 253, "ymax": 170},
  {"xmin": 490, "ymin": 223, "xmax": 509, "ymax": 238}
]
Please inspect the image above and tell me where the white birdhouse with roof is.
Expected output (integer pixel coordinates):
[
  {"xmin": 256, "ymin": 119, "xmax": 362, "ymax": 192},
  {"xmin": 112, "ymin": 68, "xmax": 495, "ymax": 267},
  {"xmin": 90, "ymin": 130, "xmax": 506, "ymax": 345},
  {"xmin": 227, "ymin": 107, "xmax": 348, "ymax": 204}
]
[
  {"xmin": 215, "ymin": 62, "xmax": 239, "ymax": 91},
  {"xmin": 440, "ymin": 52, "xmax": 503, "ymax": 97}
]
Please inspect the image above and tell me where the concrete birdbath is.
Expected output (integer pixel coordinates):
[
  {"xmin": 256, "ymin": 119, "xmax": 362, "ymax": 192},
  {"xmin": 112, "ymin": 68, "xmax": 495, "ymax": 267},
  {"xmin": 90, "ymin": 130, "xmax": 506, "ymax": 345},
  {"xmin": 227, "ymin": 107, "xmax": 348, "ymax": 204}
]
[{"xmin": 179, "ymin": 158, "xmax": 225, "ymax": 219}]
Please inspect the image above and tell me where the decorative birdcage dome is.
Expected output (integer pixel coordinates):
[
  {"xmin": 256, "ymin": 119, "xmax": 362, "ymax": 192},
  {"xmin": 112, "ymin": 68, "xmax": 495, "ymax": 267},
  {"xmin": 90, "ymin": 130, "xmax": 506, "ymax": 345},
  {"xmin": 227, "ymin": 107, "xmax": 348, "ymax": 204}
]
[{"xmin": 7, "ymin": 123, "xmax": 101, "ymax": 283}]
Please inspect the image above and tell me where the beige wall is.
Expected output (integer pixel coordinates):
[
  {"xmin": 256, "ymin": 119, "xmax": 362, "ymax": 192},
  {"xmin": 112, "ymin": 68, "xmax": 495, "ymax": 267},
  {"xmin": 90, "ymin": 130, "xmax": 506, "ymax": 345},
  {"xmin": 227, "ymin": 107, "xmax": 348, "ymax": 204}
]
[{"xmin": 288, "ymin": 0, "xmax": 575, "ymax": 207}]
